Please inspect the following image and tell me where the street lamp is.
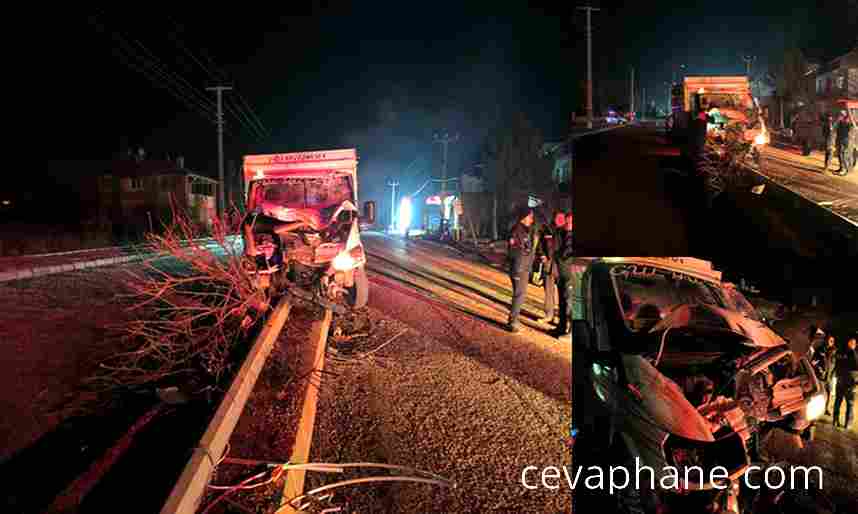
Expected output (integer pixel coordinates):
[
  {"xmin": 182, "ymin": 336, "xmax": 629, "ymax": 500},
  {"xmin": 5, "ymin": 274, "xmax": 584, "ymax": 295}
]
[{"xmin": 397, "ymin": 196, "xmax": 412, "ymax": 236}]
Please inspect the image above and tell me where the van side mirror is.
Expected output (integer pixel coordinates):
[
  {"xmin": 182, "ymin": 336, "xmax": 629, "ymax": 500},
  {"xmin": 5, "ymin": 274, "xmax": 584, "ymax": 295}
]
[{"xmin": 362, "ymin": 200, "xmax": 376, "ymax": 225}]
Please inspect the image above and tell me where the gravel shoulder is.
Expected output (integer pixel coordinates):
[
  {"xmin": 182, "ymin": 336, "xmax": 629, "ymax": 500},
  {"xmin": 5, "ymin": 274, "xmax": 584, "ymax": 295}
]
[{"xmin": 306, "ymin": 299, "xmax": 571, "ymax": 513}]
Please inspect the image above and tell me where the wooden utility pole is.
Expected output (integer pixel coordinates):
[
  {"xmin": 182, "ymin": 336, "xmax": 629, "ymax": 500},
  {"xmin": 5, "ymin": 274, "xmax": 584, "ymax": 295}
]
[
  {"xmin": 433, "ymin": 132, "xmax": 459, "ymax": 197},
  {"xmin": 206, "ymin": 86, "xmax": 233, "ymax": 217},
  {"xmin": 577, "ymin": 5, "xmax": 600, "ymax": 129},
  {"xmin": 630, "ymin": 66, "xmax": 635, "ymax": 116}
]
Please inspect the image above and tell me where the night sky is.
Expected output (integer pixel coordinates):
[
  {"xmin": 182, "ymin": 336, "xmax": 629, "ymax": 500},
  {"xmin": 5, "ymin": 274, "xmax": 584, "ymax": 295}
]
[{"xmin": 46, "ymin": 2, "xmax": 855, "ymax": 206}]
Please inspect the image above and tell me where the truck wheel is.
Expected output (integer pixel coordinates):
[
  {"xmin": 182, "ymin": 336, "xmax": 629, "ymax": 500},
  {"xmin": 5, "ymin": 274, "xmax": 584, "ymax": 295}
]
[{"xmin": 347, "ymin": 265, "xmax": 369, "ymax": 309}]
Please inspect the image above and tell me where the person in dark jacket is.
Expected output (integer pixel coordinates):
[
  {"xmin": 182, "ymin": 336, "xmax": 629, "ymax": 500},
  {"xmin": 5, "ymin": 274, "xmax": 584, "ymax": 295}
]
[
  {"xmin": 822, "ymin": 113, "xmax": 836, "ymax": 171},
  {"xmin": 811, "ymin": 335, "xmax": 838, "ymax": 415},
  {"xmin": 835, "ymin": 111, "xmax": 853, "ymax": 176},
  {"xmin": 506, "ymin": 207, "xmax": 535, "ymax": 332},
  {"xmin": 833, "ymin": 336, "xmax": 858, "ymax": 429},
  {"xmin": 553, "ymin": 212, "xmax": 575, "ymax": 340},
  {"xmin": 536, "ymin": 210, "xmax": 565, "ymax": 324}
]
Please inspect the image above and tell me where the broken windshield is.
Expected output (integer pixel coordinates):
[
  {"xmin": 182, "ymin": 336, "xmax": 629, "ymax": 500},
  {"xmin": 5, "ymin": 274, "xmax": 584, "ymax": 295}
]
[
  {"xmin": 609, "ymin": 264, "xmax": 725, "ymax": 332},
  {"xmin": 257, "ymin": 176, "xmax": 353, "ymax": 209}
]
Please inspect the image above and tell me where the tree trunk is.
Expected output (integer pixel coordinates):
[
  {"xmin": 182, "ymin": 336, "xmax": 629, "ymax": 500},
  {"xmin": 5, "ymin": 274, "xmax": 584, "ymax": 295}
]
[
  {"xmin": 492, "ymin": 193, "xmax": 498, "ymax": 240},
  {"xmin": 779, "ymin": 97, "xmax": 785, "ymax": 129}
]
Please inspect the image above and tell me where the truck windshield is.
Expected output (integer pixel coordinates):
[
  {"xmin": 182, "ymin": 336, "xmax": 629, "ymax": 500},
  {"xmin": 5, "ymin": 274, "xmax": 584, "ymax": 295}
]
[
  {"xmin": 258, "ymin": 176, "xmax": 353, "ymax": 209},
  {"xmin": 608, "ymin": 264, "xmax": 724, "ymax": 332}
]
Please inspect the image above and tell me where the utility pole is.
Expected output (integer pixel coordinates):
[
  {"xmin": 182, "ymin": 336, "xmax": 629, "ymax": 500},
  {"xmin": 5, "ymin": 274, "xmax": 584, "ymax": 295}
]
[
  {"xmin": 742, "ymin": 55, "xmax": 756, "ymax": 97},
  {"xmin": 386, "ymin": 180, "xmax": 399, "ymax": 231},
  {"xmin": 577, "ymin": 5, "xmax": 600, "ymax": 129},
  {"xmin": 665, "ymin": 81, "xmax": 671, "ymax": 115},
  {"xmin": 433, "ymin": 132, "xmax": 459, "ymax": 197},
  {"xmin": 630, "ymin": 66, "xmax": 635, "ymax": 117},
  {"xmin": 207, "ymin": 85, "xmax": 232, "ymax": 217}
]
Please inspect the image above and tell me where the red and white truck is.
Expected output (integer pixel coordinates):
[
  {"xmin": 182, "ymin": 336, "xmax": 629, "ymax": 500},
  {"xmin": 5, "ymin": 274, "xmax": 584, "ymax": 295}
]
[
  {"xmin": 241, "ymin": 148, "xmax": 376, "ymax": 310},
  {"xmin": 669, "ymin": 75, "xmax": 768, "ymax": 146}
]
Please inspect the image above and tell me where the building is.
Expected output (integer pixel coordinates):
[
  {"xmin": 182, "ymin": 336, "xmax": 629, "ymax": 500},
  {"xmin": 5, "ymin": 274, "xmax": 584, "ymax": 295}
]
[
  {"xmin": 98, "ymin": 153, "xmax": 219, "ymax": 236},
  {"xmin": 542, "ymin": 141, "xmax": 572, "ymax": 188},
  {"xmin": 813, "ymin": 47, "xmax": 858, "ymax": 100}
]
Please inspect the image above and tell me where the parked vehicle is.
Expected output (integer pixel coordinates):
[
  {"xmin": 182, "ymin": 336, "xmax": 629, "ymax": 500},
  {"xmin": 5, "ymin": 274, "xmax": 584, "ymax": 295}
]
[
  {"xmin": 241, "ymin": 149, "xmax": 376, "ymax": 310},
  {"xmin": 574, "ymin": 257, "xmax": 825, "ymax": 514}
]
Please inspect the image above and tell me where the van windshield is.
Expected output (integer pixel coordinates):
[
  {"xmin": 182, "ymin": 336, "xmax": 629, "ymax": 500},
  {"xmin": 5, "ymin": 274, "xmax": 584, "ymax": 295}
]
[
  {"xmin": 256, "ymin": 176, "xmax": 353, "ymax": 209},
  {"xmin": 608, "ymin": 263, "xmax": 724, "ymax": 332}
]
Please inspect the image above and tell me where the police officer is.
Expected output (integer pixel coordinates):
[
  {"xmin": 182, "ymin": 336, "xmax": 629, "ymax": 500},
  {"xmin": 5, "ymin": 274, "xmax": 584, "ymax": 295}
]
[
  {"xmin": 833, "ymin": 336, "xmax": 858, "ymax": 429},
  {"xmin": 536, "ymin": 210, "xmax": 565, "ymax": 324},
  {"xmin": 553, "ymin": 211, "xmax": 575, "ymax": 340},
  {"xmin": 506, "ymin": 207, "xmax": 535, "ymax": 332},
  {"xmin": 822, "ymin": 113, "xmax": 836, "ymax": 172},
  {"xmin": 835, "ymin": 110, "xmax": 853, "ymax": 176},
  {"xmin": 811, "ymin": 335, "xmax": 838, "ymax": 415}
]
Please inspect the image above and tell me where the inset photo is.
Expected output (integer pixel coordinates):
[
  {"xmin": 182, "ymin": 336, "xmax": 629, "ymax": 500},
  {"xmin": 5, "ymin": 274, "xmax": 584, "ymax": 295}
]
[{"xmin": 571, "ymin": 257, "xmax": 857, "ymax": 514}]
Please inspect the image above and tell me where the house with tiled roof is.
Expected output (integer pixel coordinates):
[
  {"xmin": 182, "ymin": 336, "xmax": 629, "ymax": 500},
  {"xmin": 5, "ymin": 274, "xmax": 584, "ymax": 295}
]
[{"xmin": 98, "ymin": 149, "xmax": 219, "ymax": 233}]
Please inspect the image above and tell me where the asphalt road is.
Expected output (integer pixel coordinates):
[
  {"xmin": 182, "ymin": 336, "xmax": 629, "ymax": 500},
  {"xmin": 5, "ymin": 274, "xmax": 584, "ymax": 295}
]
[
  {"xmin": 758, "ymin": 143, "xmax": 858, "ymax": 224},
  {"xmin": 570, "ymin": 124, "xmax": 858, "ymax": 260},
  {"xmin": 570, "ymin": 125, "xmax": 693, "ymax": 256}
]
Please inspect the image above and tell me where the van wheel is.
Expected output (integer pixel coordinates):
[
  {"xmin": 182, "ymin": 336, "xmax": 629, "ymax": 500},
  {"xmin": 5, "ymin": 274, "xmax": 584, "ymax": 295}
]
[{"xmin": 347, "ymin": 266, "xmax": 369, "ymax": 309}]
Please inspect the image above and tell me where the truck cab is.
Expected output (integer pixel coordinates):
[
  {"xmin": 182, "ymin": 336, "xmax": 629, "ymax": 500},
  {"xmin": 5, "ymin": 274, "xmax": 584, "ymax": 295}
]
[{"xmin": 241, "ymin": 149, "xmax": 376, "ymax": 309}]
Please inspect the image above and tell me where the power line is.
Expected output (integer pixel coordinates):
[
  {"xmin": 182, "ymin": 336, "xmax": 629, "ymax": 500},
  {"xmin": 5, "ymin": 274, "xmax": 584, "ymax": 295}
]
[
  {"xmin": 224, "ymin": 97, "xmax": 266, "ymax": 143},
  {"xmin": 234, "ymin": 92, "xmax": 269, "ymax": 139},
  {"xmin": 90, "ymin": 14, "xmax": 220, "ymax": 122},
  {"xmin": 162, "ymin": 16, "xmax": 268, "ymax": 141},
  {"xmin": 93, "ymin": 18, "xmax": 229, "ymax": 131}
]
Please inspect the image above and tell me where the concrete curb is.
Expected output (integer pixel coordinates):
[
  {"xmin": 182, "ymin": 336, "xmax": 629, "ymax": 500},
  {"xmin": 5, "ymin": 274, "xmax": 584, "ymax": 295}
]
[
  {"xmin": 0, "ymin": 237, "xmax": 242, "ymax": 284},
  {"xmin": 568, "ymin": 124, "xmax": 625, "ymax": 140},
  {"xmin": 280, "ymin": 308, "xmax": 333, "ymax": 512},
  {"xmin": 744, "ymin": 163, "xmax": 858, "ymax": 230},
  {"xmin": 0, "ymin": 253, "xmax": 149, "ymax": 283}
]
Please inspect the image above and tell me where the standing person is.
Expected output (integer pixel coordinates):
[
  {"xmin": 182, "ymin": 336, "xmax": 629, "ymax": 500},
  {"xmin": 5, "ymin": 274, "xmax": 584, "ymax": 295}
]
[
  {"xmin": 506, "ymin": 207, "xmax": 535, "ymax": 333},
  {"xmin": 553, "ymin": 211, "xmax": 575, "ymax": 341},
  {"xmin": 846, "ymin": 110, "xmax": 858, "ymax": 173},
  {"xmin": 833, "ymin": 337, "xmax": 858, "ymax": 429},
  {"xmin": 835, "ymin": 110, "xmax": 853, "ymax": 176},
  {"xmin": 811, "ymin": 335, "xmax": 838, "ymax": 415},
  {"xmin": 536, "ymin": 210, "xmax": 565, "ymax": 324},
  {"xmin": 822, "ymin": 113, "xmax": 836, "ymax": 172}
]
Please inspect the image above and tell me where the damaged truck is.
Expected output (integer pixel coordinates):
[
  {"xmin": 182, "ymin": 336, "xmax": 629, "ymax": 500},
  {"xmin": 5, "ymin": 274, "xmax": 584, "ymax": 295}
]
[
  {"xmin": 240, "ymin": 149, "xmax": 375, "ymax": 311},
  {"xmin": 573, "ymin": 257, "xmax": 827, "ymax": 514}
]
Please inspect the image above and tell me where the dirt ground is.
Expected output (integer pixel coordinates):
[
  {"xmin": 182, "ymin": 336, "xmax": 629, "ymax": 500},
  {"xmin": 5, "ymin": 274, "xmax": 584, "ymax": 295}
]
[{"xmin": 0, "ymin": 266, "xmax": 139, "ymax": 461}]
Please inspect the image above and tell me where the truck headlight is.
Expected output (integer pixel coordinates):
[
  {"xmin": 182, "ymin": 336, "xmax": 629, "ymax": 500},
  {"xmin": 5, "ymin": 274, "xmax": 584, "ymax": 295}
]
[
  {"xmin": 805, "ymin": 394, "xmax": 826, "ymax": 421},
  {"xmin": 332, "ymin": 251, "xmax": 356, "ymax": 271}
]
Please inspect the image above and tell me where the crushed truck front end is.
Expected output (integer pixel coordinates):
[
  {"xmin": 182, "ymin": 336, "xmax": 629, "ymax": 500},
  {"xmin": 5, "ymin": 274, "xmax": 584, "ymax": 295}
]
[{"xmin": 240, "ymin": 149, "xmax": 373, "ymax": 309}]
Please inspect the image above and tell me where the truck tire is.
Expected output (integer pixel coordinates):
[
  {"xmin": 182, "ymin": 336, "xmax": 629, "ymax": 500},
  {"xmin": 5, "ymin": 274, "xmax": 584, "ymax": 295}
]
[{"xmin": 347, "ymin": 265, "xmax": 369, "ymax": 309}]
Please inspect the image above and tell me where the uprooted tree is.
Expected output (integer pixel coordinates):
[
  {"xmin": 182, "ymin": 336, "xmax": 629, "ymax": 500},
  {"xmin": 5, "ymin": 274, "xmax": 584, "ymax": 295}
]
[
  {"xmin": 55, "ymin": 202, "xmax": 272, "ymax": 416},
  {"xmin": 697, "ymin": 124, "xmax": 756, "ymax": 205}
]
